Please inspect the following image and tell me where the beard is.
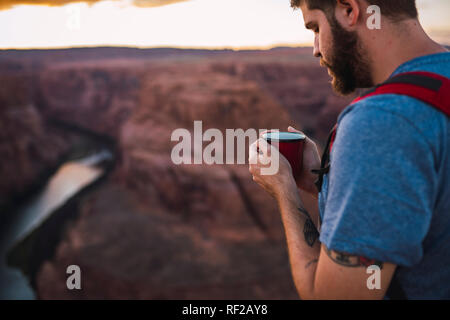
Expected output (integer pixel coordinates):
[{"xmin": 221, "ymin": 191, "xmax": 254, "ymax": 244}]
[{"xmin": 322, "ymin": 15, "xmax": 374, "ymax": 95}]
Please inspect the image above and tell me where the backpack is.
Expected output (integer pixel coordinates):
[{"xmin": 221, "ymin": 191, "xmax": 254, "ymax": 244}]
[{"xmin": 312, "ymin": 71, "xmax": 450, "ymax": 299}]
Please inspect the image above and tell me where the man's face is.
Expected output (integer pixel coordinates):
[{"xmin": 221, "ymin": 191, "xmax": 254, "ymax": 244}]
[{"xmin": 300, "ymin": 4, "xmax": 373, "ymax": 95}]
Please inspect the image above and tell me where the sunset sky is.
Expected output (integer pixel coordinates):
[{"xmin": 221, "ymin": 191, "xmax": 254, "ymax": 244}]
[{"xmin": 1, "ymin": 0, "xmax": 449, "ymax": 49}]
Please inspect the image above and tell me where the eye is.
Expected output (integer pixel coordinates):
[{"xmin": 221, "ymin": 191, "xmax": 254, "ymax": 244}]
[{"xmin": 314, "ymin": 27, "xmax": 319, "ymax": 34}]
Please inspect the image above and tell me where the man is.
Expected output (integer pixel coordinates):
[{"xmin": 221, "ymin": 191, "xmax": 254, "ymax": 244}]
[{"xmin": 249, "ymin": 0, "xmax": 449, "ymax": 299}]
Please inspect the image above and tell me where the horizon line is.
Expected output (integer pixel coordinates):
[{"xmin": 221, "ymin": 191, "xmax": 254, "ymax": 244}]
[{"xmin": 0, "ymin": 43, "xmax": 315, "ymax": 52}]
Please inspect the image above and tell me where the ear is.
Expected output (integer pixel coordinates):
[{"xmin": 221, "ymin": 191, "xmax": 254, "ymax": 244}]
[{"xmin": 335, "ymin": 0, "xmax": 361, "ymax": 28}]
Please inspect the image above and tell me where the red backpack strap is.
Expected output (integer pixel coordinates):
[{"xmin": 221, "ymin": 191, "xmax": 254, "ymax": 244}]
[
  {"xmin": 335, "ymin": 71, "xmax": 450, "ymax": 154},
  {"xmin": 352, "ymin": 71, "xmax": 450, "ymax": 116},
  {"xmin": 313, "ymin": 71, "xmax": 450, "ymax": 193}
]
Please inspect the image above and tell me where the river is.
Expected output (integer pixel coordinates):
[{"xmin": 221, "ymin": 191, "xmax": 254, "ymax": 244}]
[{"xmin": 0, "ymin": 150, "xmax": 113, "ymax": 299}]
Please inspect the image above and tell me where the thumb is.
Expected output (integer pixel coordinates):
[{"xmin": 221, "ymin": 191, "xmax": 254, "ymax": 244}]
[{"xmin": 288, "ymin": 126, "xmax": 301, "ymax": 133}]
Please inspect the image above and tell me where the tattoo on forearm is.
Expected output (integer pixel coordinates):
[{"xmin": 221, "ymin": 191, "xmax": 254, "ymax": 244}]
[
  {"xmin": 297, "ymin": 205, "xmax": 311, "ymax": 219},
  {"xmin": 297, "ymin": 206, "xmax": 320, "ymax": 247},
  {"xmin": 325, "ymin": 247, "xmax": 384, "ymax": 269}
]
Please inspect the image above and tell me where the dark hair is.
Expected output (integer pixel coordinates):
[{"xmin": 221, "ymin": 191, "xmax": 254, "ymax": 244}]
[{"xmin": 291, "ymin": 0, "xmax": 418, "ymax": 21}]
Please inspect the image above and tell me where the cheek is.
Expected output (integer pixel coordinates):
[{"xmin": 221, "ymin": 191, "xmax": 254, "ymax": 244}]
[{"xmin": 319, "ymin": 31, "xmax": 333, "ymax": 61}]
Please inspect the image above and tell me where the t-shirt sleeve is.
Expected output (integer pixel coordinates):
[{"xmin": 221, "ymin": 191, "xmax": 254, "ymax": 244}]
[{"xmin": 319, "ymin": 103, "xmax": 438, "ymax": 267}]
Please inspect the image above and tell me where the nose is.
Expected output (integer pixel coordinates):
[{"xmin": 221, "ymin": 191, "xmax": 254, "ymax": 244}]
[{"xmin": 313, "ymin": 34, "xmax": 321, "ymax": 58}]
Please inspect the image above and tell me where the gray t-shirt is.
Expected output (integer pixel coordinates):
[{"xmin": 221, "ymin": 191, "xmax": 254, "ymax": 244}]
[{"xmin": 318, "ymin": 52, "xmax": 450, "ymax": 299}]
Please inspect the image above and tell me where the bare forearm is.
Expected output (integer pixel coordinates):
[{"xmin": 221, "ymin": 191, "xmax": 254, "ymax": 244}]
[
  {"xmin": 277, "ymin": 188, "xmax": 321, "ymax": 299},
  {"xmin": 297, "ymin": 188, "xmax": 320, "ymax": 231}
]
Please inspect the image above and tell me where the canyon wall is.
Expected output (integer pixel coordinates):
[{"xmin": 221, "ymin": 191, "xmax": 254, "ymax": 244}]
[{"xmin": 0, "ymin": 47, "xmax": 351, "ymax": 299}]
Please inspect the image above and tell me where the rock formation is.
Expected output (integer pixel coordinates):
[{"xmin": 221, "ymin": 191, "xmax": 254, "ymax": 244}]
[{"xmin": 0, "ymin": 47, "xmax": 351, "ymax": 299}]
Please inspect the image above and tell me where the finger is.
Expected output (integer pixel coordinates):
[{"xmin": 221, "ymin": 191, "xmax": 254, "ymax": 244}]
[
  {"xmin": 257, "ymin": 139, "xmax": 280, "ymax": 170},
  {"xmin": 249, "ymin": 140, "xmax": 258, "ymax": 154},
  {"xmin": 288, "ymin": 126, "xmax": 311, "ymax": 144},
  {"xmin": 256, "ymin": 138, "xmax": 271, "ymax": 158},
  {"xmin": 249, "ymin": 141, "xmax": 260, "ymax": 164},
  {"xmin": 252, "ymin": 173, "xmax": 262, "ymax": 184},
  {"xmin": 259, "ymin": 129, "xmax": 272, "ymax": 138},
  {"xmin": 288, "ymin": 126, "xmax": 303, "ymax": 134}
]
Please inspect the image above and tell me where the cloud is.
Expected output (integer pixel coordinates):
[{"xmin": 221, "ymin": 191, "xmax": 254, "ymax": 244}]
[
  {"xmin": 133, "ymin": 0, "xmax": 190, "ymax": 8},
  {"xmin": 0, "ymin": 0, "xmax": 98, "ymax": 10},
  {"xmin": 0, "ymin": 0, "xmax": 190, "ymax": 10}
]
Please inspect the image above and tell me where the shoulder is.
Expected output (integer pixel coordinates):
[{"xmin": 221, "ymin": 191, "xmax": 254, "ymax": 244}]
[
  {"xmin": 336, "ymin": 53, "xmax": 450, "ymax": 145},
  {"xmin": 335, "ymin": 94, "xmax": 447, "ymax": 159},
  {"xmin": 394, "ymin": 52, "xmax": 450, "ymax": 76},
  {"xmin": 338, "ymin": 94, "xmax": 446, "ymax": 130}
]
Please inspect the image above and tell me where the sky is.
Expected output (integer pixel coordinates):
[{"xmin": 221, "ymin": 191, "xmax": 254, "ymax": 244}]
[{"xmin": 0, "ymin": 0, "xmax": 449, "ymax": 49}]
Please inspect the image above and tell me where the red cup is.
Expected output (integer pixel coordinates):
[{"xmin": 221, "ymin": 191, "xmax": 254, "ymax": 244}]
[{"xmin": 262, "ymin": 131, "xmax": 306, "ymax": 179}]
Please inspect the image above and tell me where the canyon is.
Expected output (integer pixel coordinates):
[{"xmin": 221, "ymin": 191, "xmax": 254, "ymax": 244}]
[{"xmin": 0, "ymin": 47, "xmax": 352, "ymax": 299}]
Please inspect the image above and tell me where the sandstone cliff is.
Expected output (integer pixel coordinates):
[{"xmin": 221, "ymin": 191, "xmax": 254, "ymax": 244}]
[{"xmin": 0, "ymin": 47, "xmax": 351, "ymax": 299}]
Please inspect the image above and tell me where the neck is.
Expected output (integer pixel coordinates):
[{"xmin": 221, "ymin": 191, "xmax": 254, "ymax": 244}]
[{"xmin": 364, "ymin": 19, "xmax": 448, "ymax": 85}]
